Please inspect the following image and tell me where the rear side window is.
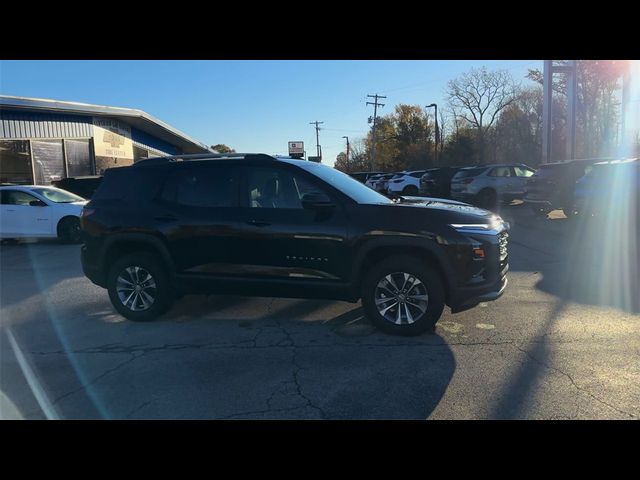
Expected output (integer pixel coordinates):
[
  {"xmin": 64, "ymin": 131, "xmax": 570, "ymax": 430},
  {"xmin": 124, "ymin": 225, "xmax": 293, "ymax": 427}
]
[
  {"xmin": 454, "ymin": 167, "xmax": 486, "ymax": 179},
  {"xmin": 92, "ymin": 167, "xmax": 163, "ymax": 202},
  {"xmin": 161, "ymin": 165, "xmax": 238, "ymax": 208},
  {"xmin": 513, "ymin": 166, "xmax": 535, "ymax": 177}
]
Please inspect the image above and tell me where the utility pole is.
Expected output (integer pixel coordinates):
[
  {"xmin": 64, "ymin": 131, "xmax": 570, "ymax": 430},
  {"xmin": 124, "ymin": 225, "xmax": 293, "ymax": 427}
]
[
  {"xmin": 542, "ymin": 60, "xmax": 577, "ymax": 163},
  {"xmin": 309, "ymin": 121, "xmax": 324, "ymax": 160},
  {"xmin": 367, "ymin": 94, "xmax": 386, "ymax": 171},
  {"xmin": 426, "ymin": 103, "xmax": 438, "ymax": 165},
  {"xmin": 342, "ymin": 136, "xmax": 350, "ymax": 169}
]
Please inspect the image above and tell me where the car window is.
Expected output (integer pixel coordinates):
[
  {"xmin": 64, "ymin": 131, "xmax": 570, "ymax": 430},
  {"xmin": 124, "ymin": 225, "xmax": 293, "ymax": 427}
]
[
  {"xmin": 248, "ymin": 167, "xmax": 307, "ymax": 209},
  {"xmin": 453, "ymin": 167, "xmax": 486, "ymax": 179},
  {"xmin": 489, "ymin": 167, "xmax": 512, "ymax": 177},
  {"xmin": 410, "ymin": 171, "xmax": 426, "ymax": 178},
  {"xmin": 1, "ymin": 190, "xmax": 40, "ymax": 206},
  {"xmin": 514, "ymin": 166, "xmax": 535, "ymax": 177},
  {"xmin": 161, "ymin": 165, "xmax": 238, "ymax": 208},
  {"xmin": 32, "ymin": 188, "xmax": 84, "ymax": 203}
]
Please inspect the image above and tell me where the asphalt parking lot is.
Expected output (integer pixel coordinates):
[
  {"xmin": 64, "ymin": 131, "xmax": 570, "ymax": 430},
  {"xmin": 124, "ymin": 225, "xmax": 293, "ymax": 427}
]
[{"xmin": 1, "ymin": 203, "xmax": 639, "ymax": 419}]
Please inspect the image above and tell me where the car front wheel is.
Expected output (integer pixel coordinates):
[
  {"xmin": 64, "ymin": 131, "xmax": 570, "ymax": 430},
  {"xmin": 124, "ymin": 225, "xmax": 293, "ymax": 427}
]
[
  {"xmin": 107, "ymin": 252, "xmax": 175, "ymax": 321},
  {"xmin": 362, "ymin": 256, "xmax": 445, "ymax": 336}
]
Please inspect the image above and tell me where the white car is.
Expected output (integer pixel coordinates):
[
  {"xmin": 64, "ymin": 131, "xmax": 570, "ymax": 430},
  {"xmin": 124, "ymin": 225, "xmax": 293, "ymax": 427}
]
[
  {"xmin": 0, "ymin": 185, "xmax": 87, "ymax": 243},
  {"xmin": 386, "ymin": 170, "xmax": 429, "ymax": 196}
]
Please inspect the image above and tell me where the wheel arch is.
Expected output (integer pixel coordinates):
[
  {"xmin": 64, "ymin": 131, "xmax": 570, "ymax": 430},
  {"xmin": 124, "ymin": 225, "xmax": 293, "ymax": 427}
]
[
  {"xmin": 351, "ymin": 238, "xmax": 456, "ymax": 304},
  {"xmin": 101, "ymin": 234, "xmax": 175, "ymax": 280}
]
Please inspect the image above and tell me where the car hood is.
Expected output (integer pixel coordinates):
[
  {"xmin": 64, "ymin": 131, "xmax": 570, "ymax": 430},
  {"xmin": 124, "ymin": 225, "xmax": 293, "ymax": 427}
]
[{"xmin": 367, "ymin": 196, "xmax": 504, "ymax": 227}]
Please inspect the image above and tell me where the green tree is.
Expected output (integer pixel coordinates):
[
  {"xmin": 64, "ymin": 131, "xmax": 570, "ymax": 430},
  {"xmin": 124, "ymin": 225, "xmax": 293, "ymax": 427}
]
[{"xmin": 211, "ymin": 144, "xmax": 235, "ymax": 153}]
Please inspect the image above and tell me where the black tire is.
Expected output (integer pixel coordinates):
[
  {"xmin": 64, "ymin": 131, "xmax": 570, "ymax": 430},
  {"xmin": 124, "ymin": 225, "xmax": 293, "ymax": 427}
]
[
  {"xmin": 107, "ymin": 252, "xmax": 175, "ymax": 321},
  {"xmin": 57, "ymin": 216, "xmax": 82, "ymax": 244},
  {"xmin": 477, "ymin": 189, "xmax": 497, "ymax": 209},
  {"xmin": 402, "ymin": 185, "xmax": 419, "ymax": 196},
  {"xmin": 361, "ymin": 255, "xmax": 445, "ymax": 336}
]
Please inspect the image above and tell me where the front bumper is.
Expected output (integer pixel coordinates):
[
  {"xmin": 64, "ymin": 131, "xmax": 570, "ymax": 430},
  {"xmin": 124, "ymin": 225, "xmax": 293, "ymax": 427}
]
[{"xmin": 450, "ymin": 267, "xmax": 508, "ymax": 313}]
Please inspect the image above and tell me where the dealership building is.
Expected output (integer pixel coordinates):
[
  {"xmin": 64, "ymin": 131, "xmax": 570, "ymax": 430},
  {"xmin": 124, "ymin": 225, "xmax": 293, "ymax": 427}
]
[{"xmin": 0, "ymin": 95, "xmax": 212, "ymax": 185}]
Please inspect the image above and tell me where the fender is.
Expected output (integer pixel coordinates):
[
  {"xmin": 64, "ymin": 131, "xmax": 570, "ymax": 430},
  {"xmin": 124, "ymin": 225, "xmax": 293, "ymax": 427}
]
[
  {"xmin": 101, "ymin": 232, "xmax": 176, "ymax": 276},
  {"xmin": 349, "ymin": 235, "xmax": 457, "ymax": 296}
]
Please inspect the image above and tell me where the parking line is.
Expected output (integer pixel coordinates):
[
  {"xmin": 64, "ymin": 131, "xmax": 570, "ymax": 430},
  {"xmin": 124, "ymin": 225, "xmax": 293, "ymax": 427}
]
[{"xmin": 6, "ymin": 329, "xmax": 60, "ymax": 420}]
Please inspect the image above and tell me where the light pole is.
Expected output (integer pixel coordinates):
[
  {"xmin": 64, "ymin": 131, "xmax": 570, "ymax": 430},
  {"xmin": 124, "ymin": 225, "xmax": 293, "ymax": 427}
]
[
  {"xmin": 426, "ymin": 103, "xmax": 438, "ymax": 165},
  {"xmin": 342, "ymin": 135, "xmax": 350, "ymax": 170}
]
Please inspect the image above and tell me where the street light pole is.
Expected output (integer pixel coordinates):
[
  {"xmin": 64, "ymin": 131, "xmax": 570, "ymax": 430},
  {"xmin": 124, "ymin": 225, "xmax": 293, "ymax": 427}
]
[{"xmin": 426, "ymin": 103, "xmax": 438, "ymax": 165}]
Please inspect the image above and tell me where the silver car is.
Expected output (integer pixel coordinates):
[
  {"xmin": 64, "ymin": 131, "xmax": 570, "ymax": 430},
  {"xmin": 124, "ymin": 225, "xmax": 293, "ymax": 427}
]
[{"xmin": 450, "ymin": 164, "xmax": 536, "ymax": 207}]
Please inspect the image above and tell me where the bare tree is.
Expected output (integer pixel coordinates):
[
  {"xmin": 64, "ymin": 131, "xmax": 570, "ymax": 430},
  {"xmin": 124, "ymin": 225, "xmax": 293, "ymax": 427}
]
[{"xmin": 446, "ymin": 67, "xmax": 519, "ymax": 163}]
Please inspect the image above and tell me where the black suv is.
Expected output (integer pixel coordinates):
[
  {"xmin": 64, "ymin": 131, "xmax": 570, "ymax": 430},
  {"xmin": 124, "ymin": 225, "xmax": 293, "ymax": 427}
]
[{"xmin": 80, "ymin": 153, "xmax": 509, "ymax": 335}]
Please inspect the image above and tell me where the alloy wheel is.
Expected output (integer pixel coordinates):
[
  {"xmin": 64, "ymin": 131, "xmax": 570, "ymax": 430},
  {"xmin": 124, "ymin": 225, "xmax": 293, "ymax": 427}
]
[
  {"xmin": 116, "ymin": 266, "xmax": 157, "ymax": 311},
  {"xmin": 374, "ymin": 272, "xmax": 429, "ymax": 325}
]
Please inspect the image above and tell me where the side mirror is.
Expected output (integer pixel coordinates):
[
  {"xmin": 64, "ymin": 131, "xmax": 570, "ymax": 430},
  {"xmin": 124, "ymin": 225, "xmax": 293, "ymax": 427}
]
[
  {"xmin": 29, "ymin": 200, "xmax": 47, "ymax": 207},
  {"xmin": 301, "ymin": 192, "xmax": 335, "ymax": 210}
]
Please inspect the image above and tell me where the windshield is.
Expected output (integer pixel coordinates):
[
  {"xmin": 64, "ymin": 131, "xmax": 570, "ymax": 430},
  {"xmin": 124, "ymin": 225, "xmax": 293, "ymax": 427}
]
[
  {"xmin": 295, "ymin": 162, "xmax": 392, "ymax": 204},
  {"xmin": 31, "ymin": 187, "xmax": 85, "ymax": 203}
]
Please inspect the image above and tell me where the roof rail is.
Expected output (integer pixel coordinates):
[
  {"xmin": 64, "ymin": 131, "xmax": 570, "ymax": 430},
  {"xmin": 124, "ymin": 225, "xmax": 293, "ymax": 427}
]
[{"xmin": 131, "ymin": 153, "xmax": 276, "ymax": 167}]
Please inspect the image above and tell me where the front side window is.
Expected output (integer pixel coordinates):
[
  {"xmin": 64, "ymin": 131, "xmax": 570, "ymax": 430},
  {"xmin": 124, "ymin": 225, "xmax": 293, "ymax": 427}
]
[
  {"xmin": 247, "ymin": 167, "xmax": 318, "ymax": 209},
  {"xmin": 514, "ymin": 166, "xmax": 535, "ymax": 177},
  {"xmin": 2, "ymin": 190, "xmax": 40, "ymax": 206}
]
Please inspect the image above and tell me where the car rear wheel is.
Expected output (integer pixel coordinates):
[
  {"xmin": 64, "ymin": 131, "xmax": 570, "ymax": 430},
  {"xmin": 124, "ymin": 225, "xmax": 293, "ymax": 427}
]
[
  {"xmin": 362, "ymin": 256, "xmax": 445, "ymax": 336},
  {"xmin": 107, "ymin": 252, "xmax": 175, "ymax": 321},
  {"xmin": 57, "ymin": 217, "xmax": 82, "ymax": 244}
]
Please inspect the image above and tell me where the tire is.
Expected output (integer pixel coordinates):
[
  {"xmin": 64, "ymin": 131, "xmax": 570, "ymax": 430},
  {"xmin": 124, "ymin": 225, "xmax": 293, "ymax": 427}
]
[
  {"xmin": 361, "ymin": 255, "xmax": 445, "ymax": 336},
  {"xmin": 402, "ymin": 185, "xmax": 419, "ymax": 196},
  {"xmin": 477, "ymin": 189, "xmax": 497, "ymax": 209},
  {"xmin": 107, "ymin": 252, "xmax": 175, "ymax": 321},
  {"xmin": 57, "ymin": 216, "xmax": 82, "ymax": 244}
]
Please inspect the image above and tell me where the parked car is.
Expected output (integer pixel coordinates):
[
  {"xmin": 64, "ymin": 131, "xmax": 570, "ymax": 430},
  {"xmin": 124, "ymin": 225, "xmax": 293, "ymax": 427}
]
[
  {"xmin": 524, "ymin": 159, "xmax": 600, "ymax": 216},
  {"xmin": 364, "ymin": 173, "xmax": 385, "ymax": 190},
  {"xmin": 450, "ymin": 164, "xmax": 536, "ymax": 208},
  {"xmin": 0, "ymin": 185, "xmax": 87, "ymax": 243},
  {"xmin": 80, "ymin": 153, "xmax": 509, "ymax": 336},
  {"xmin": 52, "ymin": 176, "xmax": 103, "ymax": 200},
  {"xmin": 386, "ymin": 170, "xmax": 429, "ymax": 196},
  {"xmin": 419, "ymin": 167, "xmax": 466, "ymax": 198},
  {"xmin": 348, "ymin": 171, "xmax": 383, "ymax": 183},
  {"xmin": 571, "ymin": 158, "xmax": 639, "ymax": 218},
  {"xmin": 367, "ymin": 173, "xmax": 396, "ymax": 193}
]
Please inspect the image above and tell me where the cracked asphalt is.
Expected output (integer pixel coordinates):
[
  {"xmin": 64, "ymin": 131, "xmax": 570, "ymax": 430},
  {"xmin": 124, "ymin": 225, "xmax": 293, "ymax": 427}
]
[{"xmin": 1, "ymin": 204, "xmax": 639, "ymax": 419}]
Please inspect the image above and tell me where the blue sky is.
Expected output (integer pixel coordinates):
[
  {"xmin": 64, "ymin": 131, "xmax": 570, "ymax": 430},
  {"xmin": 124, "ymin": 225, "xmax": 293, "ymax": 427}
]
[{"xmin": 0, "ymin": 60, "xmax": 540, "ymax": 166}]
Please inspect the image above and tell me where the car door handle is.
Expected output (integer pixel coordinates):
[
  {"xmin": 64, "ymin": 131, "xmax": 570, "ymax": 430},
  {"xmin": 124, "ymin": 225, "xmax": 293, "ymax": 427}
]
[
  {"xmin": 246, "ymin": 219, "xmax": 272, "ymax": 227},
  {"xmin": 154, "ymin": 214, "xmax": 178, "ymax": 222}
]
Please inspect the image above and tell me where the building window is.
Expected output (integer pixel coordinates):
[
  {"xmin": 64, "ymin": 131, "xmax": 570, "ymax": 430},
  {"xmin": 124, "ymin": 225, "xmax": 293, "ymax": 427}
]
[
  {"xmin": 32, "ymin": 140, "xmax": 65, "ymax": 185},
  {"xmin": 65, "ymin": 139, "xmax": 93, "ymax": 177},
  {"xmin": 133, "ymin": 145, "xmax": 149, "ymax": 162},
  {"xmin": 0, "ymin": 140, "xmax": 32, "ymax": 184}
]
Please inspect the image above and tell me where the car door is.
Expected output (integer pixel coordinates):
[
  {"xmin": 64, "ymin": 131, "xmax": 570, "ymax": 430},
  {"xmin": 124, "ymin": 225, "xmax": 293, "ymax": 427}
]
[
  {"xmin": 0, "ymin": 189, "xmax": 52, "ymax": 237},
  {"xmin": 236, "ymin": 164, "xmax": 351, "ymax": 281},
  {"xmin": 487, "ymin": 166, "xmax": 513, "ymax": 196},
  {"xmin": 511, "ymin": 166, "xmax": 536, "ymax": 196},
  {"xmin": 157, "ymin": 163, "xmax": 246, "ymax": 276}
]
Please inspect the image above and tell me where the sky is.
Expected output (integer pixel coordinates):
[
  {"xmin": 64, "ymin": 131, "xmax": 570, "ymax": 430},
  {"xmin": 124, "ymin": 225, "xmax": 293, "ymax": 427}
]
[{"xmin": 0, "ymin": 60, "xmax": 541, "ymax": 166}]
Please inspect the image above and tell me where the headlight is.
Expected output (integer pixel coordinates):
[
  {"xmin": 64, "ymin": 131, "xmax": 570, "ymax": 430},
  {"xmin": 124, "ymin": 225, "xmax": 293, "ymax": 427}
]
[{"xmin": 450, "ymin": 216, "xmax": 506, "ymax": 234}]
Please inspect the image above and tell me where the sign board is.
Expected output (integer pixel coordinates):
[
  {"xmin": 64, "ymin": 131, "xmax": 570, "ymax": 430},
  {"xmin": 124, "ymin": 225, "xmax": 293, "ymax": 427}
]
[
  {"xmin": 93, "ymin": 117, "xmax": 134, "ymax": 159},
  {"xmin": 288, "ymin": 141, "xmax": 304, "ymax": 158}
]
